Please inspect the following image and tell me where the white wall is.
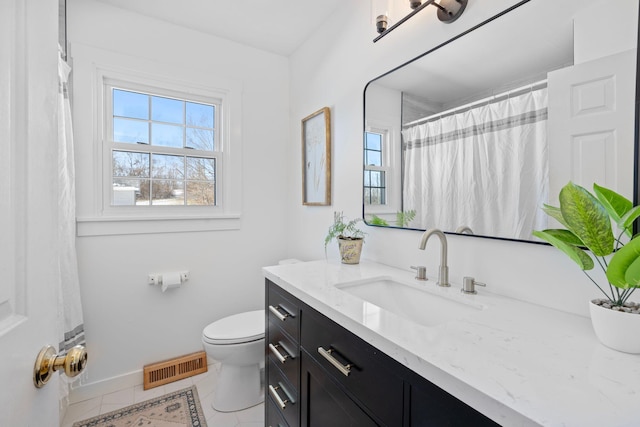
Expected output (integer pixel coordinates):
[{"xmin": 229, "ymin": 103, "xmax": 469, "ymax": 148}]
[
  {"xmin": 286, "ymin": 1, "xmax": 636, "ymax": 317},
  {"xmin": 67, "ymin": 0, "xmax": 290, "ymax": 385}
]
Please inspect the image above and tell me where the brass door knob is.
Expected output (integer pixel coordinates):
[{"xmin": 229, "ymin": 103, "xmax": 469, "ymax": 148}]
[{"xmin": 33, "ymin": 345, "xmax": 88, "ymax": 388}]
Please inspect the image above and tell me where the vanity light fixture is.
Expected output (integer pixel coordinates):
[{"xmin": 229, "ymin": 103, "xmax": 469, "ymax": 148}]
[
  {"xmin": 374, "ymin": 0, "xmax": 467, "ymax": 42},
  {"xmin": 376, "ymin": 14, "xmax": 389, "ymax": 33}
]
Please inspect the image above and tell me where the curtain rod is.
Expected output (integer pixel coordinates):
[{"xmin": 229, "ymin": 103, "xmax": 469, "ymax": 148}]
[{"xmin": 403, "ymin": 80, "xmax": 548, "ymax": 128}]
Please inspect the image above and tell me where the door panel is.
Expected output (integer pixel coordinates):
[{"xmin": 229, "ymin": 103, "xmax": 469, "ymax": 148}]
[
  {"xmin": 0, "ymin": 0, "xmax": 62, "ymax": 425},
  {"xmin": 548, "ymin": 49, "xmax": 636, "ymax": 205}
]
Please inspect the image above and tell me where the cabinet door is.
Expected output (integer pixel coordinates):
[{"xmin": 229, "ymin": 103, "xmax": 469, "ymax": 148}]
[
  {"xmin": 300, "ymin": 350, "xmax": 378, "ymax": 427},
  {"xmin": 410, "ymin": 381, "xmax": 499, "ymax": 426}
]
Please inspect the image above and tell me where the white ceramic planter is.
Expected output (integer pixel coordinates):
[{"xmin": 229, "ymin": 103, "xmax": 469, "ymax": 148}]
[
  {"xmin": 589, "ymin": 300, "xmax": 640, "ymax": 354},
  {"xmin": 337, "ymin": 238, "xmax": 363, "ymax": 264}
]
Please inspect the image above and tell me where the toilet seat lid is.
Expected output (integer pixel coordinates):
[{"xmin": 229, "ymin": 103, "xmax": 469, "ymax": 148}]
[{"xmin": 203, "ymin": 309, "xmax": 264, "ymax": 344}]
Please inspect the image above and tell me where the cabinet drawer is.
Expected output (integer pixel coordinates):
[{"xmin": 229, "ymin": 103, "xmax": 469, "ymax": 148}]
[
  {"xmin": 301, "ymin": 309, "xmax": 403, "ymax": 426},
  {"xmin": 268, "ymin": 320, "xmax": 300, "ymax": 390},
  {"xmin": 267, "ymin": 359, "xmax": 299, "ymax": 427},
  {"xmin": 267, "ymin": 394, "xmax": 290, "ymax": 427},
  {"xmin": 267, "ymin": 281, "xmax": 300, "ymax": 341},
  {"xmin": 300, "ymin": 350, "xmax": 377, "ymax": 427}
]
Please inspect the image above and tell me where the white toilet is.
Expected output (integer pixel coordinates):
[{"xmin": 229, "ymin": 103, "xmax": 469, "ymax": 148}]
[{"xmin": 202, "ymin": 309, "xmax": 265, "ymax": 412}]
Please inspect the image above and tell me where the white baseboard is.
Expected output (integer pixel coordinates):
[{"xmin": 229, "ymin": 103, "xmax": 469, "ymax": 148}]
[
  {"xmin": 68, "ymin": 370, "xmax": 142, "ymax": 404},
  {"xmin": 68, "ymin": 359, "xmax": 220, "ymax": 404}
]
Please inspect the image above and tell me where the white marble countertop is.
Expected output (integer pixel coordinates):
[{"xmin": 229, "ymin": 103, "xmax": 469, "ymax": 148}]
[{"xmin": 263, "ymin": 259, "xmax": 640, "ymax": 427}]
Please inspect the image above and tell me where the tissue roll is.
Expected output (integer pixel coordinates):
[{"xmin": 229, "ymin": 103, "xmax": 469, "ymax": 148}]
[{"xmin": 161, "ymin": 272, "xmax": 182, "ymax": 292}]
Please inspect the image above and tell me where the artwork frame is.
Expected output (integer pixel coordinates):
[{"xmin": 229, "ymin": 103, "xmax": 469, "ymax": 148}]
[{"xmin": 302, "ymin": 107, "xmax": 331, "ymax": 206}]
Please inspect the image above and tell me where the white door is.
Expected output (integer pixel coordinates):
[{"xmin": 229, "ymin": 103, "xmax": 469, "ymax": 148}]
[
  {"xmin": 0, "ymin": 0, "xmax": 63, "ymax": 425},
  {"xmin": 547, "ymin": 48, "xmax": 636, "ymax": 205}
]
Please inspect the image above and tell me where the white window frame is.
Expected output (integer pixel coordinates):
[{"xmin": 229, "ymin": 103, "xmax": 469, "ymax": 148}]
[
  {"xmin": 364, "ymin": 128, "xmax": 389, "ymax": 206},
  {"xmin": 364, "ymin": 121, "xmax": 401, "ymax": 216},
  {"xmin": 103, "ymin": 79, "xmax": 222, "ymax": 212},
  {"xmin": 71, "ymin": 44, "xmax": 242, "ymax": 236}
]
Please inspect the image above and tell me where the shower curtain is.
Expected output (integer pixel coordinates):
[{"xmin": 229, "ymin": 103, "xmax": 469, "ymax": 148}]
[
  {"xmin": 58, "ymin": 50, "xmax": 85, "ymax": 368},
  {"xmin": 402, "ymin": 86, "xmax": 548, "ymax": 239}
]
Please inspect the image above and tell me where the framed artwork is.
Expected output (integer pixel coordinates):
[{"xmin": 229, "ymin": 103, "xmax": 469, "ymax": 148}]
[{"xmin": 302, "ymin": 107, "xmax": 331, "ymax": 206}]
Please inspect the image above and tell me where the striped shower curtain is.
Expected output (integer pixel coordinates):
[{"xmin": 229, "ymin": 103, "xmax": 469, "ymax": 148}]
[
  {"xmin": 402, "ymin": 86, "xmax": 549, "ymax": 240},
  {"xmin": 58, "ymin": 50, "xmax": 85, "ymax": 396}
]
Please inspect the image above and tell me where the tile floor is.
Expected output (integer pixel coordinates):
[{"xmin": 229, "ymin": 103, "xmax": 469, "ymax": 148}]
[{"xmin": 61, "ymin": 362, "xmax": 264, "ymax": 427}]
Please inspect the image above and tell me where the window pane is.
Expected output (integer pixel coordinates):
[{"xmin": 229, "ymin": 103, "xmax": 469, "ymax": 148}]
[
  {"xmin": 113, "ymin": 178, "xmax": 149, "ymax": 205},
  {"xmin": 364, "ymin": 170, "xmax": 370, "ymax": 186},
  {"xmin": 370, "ymin": 170, "xmax": 382, "ymax": 186},
  {"xmin": 366, "ymin": 133, "xmax": 382, "ymax": 151},
  {"xmin": 151, "ymin": 96, "xmax": 184, "ymax": 124},
  {"xmin": 152, "ymin": 123, "xmax": 184, "ymax": 148},
  {"xmin": 186, "ymin": 157, "xmax": 215, "ymax": 180},
  {"xmin": 186, "ymin": 102, "xmax": 214, "ymax": 128},
  {"xmin": 366, "ymin": 150, "xmax": 382, "ymax": 166},
  {"xmin": 170, "ymin": 181, "xmax": 185, "ymax": 203},
  {"xmin": 364, "ymin": 188, "xmax": 371, "ymax": 204},
  {"xmin": 113, "ymin": 89, "xmax": 148, "ymax": 120},
  {"xmin": 186, "ymin": 181, "xmax": 215, "ymax": 206},
  {"xmin": 151, "ymin": 180, "xmax": 184, "ymax": 205},
  {"xmin": 152, "ymin": 154, "xmax": 184, "ymax": 180},
  {"xmin": 108, "ymin": 87, "xmax": 222, "ymax": 210},
  {"xmin": 113, "ymin": 151, "xmax": 149, "ymax": 177},
  {"xmin": 114, "ymin": 118, "xmax": 149, "ymax": 144},
  {"xmin": 370, "ymin": 188, "xmax": 382, "ymax": 204},
  {"xmin": 186, "ymin": 127, "xmax": 214, "ymax": 151}
]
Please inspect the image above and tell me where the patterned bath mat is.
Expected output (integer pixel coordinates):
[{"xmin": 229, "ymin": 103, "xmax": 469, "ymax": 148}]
[{"xmin": 72, "ymin": 385, "xmax": 207, "ymax": 427}]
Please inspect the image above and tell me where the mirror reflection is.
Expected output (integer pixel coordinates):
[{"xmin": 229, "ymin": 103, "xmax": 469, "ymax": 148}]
[{"xmin": 363, "ymin": 0, "xmax": 638, "ymax": 242}]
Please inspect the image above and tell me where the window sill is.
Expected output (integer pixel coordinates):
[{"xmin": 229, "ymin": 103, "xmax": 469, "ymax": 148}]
[{"xmin": 76, "ymin": 214, "xmax": 241, "ymax": 237}]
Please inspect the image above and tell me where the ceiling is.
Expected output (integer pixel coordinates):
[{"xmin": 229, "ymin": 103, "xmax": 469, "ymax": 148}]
[{"xmin": 93, "ymin": 0, "xmax": 344, "ymax": 56}]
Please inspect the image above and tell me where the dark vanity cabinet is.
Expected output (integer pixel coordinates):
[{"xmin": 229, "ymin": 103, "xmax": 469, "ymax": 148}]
[
  {"xmin": 266, "ymin": 282, "xmax": 301, "ymax": 427},
  {"xmin": 265, "ymin": 279, "xmax": 499, "ymax": 427}
]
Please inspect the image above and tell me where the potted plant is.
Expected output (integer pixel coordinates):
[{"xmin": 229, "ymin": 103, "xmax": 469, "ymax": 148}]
[
  {"xmin": 533, "ymin": 182, "xmax": 640, "ymax": 353},
  {"xmin": 325, "ymin": 212, "xmax": 367, "ymax": 264}
]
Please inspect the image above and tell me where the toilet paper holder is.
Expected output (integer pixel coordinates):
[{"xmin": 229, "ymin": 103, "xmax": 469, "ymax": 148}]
[{"xmin": 148, "ymin": 271, "xmax": 190, "ymax": 292}]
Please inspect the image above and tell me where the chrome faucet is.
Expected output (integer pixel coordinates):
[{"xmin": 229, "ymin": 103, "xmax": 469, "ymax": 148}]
[
  {"xmin": 418, "ymin": 229, "xmax": 449, "ymax": 287},
  {"xmin": 455, "ymin": 225, "xmax": 474, "ymax": 235}
]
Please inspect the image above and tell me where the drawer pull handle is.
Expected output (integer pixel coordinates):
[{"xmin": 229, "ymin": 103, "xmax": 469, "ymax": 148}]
[
  {"xmin": 269, "ymin": 343, "xmax": 292, "ymax": 364},
  {"xmin": 317, "ymin": 346, "xmax": 353, "ymax": 377},
  {"xmin": 269, "ymin": 304, "xmax": 293, "ymax": 322},
  {"xmin": 268, "ymin": 384, "xmax": 290, "ymax": 409}
]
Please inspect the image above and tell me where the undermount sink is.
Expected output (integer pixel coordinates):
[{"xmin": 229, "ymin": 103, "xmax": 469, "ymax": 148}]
[{"xmin": 336, "ymin": 277, "xmax": 482, "ymax": 327}]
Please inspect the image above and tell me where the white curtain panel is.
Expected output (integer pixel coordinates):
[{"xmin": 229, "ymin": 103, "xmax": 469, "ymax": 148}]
[
  {"xmin": 57, "ymin": 52, "xmax": 85, "ymax": 354},
  {"xmin": 402, "ymin": 86, "xmax": 548, "ymax": 240}
]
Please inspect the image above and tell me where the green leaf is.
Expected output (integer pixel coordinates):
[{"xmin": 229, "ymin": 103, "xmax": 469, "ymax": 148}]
[
  {"xmin": 593, "ymin": 183, "xmax": 632, "ymax": 224},
  {"xmin": 539, "ymin": 229, "xmax": 584, "ymax": 246},
  {"xmin": 559, "ymin": 182, "xmax": 613, "ymax": 256},
  {"xmin": 368, "ymin": 215, "xmax": 389, "ymax": 226},
  {"xmin": 621, "ymin": 206, "xmax": 640, "ymax": 233},
  {"xmin": 542, "ymin": 204, "xmax": 570, "ymax": 229},
  {"xmin": 396, "ymin": 210, "xmax": 416, "ymax": 227},
  {"xmin": 533, "ymin": 230, "xmax": 594, "ymax": 270},
  {"xmin": 624, "ymin": 256, "xmax": 640, "ymax": 288},
  {"xmin": 608, "ymin": 237, "xmax": 640, "ymax": 289}
]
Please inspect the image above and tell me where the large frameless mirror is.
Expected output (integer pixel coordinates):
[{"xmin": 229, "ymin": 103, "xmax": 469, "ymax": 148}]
[{"xmin": 363, "ymin": 0, "xmax": 639, "ymax": 243}]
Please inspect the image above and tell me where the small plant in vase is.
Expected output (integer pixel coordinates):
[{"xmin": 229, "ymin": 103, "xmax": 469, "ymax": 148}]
[
  {"xmin": 325, "ymin": 212, "xmax": 367, "ymax": 264},
  {"xmin": 533, "ymin": 182, "xmax": 640, "ymax": 353}
]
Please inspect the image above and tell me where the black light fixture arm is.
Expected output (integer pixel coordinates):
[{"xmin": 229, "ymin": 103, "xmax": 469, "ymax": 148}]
[{"xmin": 374, "ymin": 0, "xmax": 468, "ymax": 42}]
